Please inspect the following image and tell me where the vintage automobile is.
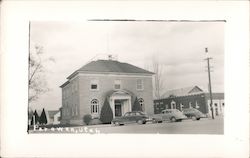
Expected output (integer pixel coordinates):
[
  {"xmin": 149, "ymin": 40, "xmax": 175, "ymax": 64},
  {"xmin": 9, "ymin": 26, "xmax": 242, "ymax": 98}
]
[
  {"xmin": 182, "ymin": 108, "xmax": 207, "ymax": 120},
  {"xmin": 151, "ymin": 109, "xmax": 187, "ymax": 123},
  {"xmin": 111, "ymin": 111, "xmax": 148, "ymax": 126}
]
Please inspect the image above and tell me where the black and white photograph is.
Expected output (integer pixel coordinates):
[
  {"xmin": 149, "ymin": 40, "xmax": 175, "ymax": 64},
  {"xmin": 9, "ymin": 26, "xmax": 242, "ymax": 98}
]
[
  {"xmin": 1, "ymin": 1, "xmax": 249, "ymax": 158},
  {"xmin": 28, "ymin": 20, "xmax": 224, "ymax": 134}
]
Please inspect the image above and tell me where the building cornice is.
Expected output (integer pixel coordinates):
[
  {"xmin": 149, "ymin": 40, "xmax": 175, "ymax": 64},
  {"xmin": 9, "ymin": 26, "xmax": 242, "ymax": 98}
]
[
  {"xmin": 67, "ymin": 70, "xmax": 154, "ymax": 79},
  {"xmin": 60, "ymin": 81, "xmax": 70, "ymax": 88}
]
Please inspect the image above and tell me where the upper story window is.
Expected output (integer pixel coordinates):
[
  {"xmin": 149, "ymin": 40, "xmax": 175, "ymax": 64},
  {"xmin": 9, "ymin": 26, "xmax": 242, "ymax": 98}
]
[
  {"xmin": 136, "ymin": 79, "xmax": 144, "ymax": 90},
  {"xmin": 90, "ymin": 79, "xmax": 99, "ymax": 90},
  {"xmin": 114, "ymin": 80, "xmax": 121, "ymax": 90}
]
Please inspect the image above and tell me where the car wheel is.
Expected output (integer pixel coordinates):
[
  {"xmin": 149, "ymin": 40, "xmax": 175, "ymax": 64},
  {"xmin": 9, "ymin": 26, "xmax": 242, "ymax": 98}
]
[
  {"xmin": 137, "ymin": 120, "xmax": 143, "ymax": 125},
  {"xmin": 191, "ymin": 116, "xmax": 197, "ymax": 121},
  {"xmin": 171, "ymin": 117, "xmax": 176, "ymax": 122},
  {"xmin": 177, "ymin": 119, "xmax": 182, "ymax": 122},
  {"xmin": 152, "ymin": 119, "xmax": 157, "ymax": 124},
  {"xmin": 114, "ymin": 121, "xmax": 120, "ymax": 126},
  {"xmin": 196, "ymin": 118, "xmax": 200, "ymax": 120}
]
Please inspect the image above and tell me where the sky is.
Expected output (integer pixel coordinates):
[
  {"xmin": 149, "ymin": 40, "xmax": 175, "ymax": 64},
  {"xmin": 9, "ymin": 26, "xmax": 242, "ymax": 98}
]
[{"xmin": 29, "ymin": 21, "xmax": 224, "ymax": 110}]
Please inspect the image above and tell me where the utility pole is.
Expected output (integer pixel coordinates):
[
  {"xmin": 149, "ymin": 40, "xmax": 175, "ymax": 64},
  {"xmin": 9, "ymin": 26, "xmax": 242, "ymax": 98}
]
[{"xmin": 204, "ymin": 48, "xmax": 214, "ymax": 119}]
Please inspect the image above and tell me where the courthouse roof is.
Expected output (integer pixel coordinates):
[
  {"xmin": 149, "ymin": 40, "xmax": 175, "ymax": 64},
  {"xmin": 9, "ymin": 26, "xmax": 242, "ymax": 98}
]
[
  {"xmin": 67, "ymin": 59, "xmax": 154, "ymax": 79},
  {"xmin": 60, "ymin": 59, "xmax": 154, "ymax": 88}
]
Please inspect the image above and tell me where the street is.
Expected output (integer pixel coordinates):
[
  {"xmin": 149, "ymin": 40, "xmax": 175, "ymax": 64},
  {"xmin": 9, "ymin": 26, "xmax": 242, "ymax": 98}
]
[
  {"xmin": 30, "ymin": 116, "xmax": 223, "ymax": 134},
  {"xmin": 96, "ymin": 116, "xmax": 223, "ymax": 134}
]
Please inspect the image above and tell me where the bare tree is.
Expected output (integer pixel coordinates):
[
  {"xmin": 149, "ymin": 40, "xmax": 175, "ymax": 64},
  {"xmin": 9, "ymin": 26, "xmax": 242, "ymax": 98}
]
[
  {"xmin": 152, "ymin": 57, "xmax": 166, "ymax": 99},
  {"xmin": 28, "ymin": 45, "xmax": 55, "ymax": 102}
]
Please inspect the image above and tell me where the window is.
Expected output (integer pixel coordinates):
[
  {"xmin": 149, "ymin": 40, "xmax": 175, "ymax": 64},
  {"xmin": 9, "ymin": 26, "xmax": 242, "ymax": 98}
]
[
  {"xmin": 180, "ymin": 103, "xmax": 184, "ymax": 111},
  {"xmin": 189, "ymin": 102, "xmax": 192, "ymax": 108},
  {"xmin": 138, "ymin": 98, "xmax": 144, "ymax": 111},
  {"xmin": 114, "ymin": 80, "xmax": 121, "ymax": 90},
  {"xmin": 90, "ymin": 79, "xmax": 99, "ymax": 90},
  {"xmin": 195, "ymin": 101, "xmax": 200, "ymax": 108},
  {"xmin": 171, "ymin": 101, "xmax": 176, "ymax": 109},
  {"xmin": 91, "ymin": 99, "xmax": 99, "ymax": 114},
  {"xmin": 136, "ymin": 79, "xmax": 143, "ymax": 90}
]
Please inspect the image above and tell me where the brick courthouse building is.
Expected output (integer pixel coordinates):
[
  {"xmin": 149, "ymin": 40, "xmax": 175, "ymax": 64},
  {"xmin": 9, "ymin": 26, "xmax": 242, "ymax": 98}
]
[
  {"xmin": 60, "ymin": 59, "xmax": 154, "ymax": 125},
  {"xmin": 154, "ymin": 86, "xmax": 224, "ymax": 117}
]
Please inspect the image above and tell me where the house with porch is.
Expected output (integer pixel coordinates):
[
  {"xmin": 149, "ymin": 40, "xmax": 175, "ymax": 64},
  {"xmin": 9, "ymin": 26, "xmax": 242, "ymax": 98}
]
[{"xmin": 60, "ymin": 58, "xmax": 154, "ymax": 125}]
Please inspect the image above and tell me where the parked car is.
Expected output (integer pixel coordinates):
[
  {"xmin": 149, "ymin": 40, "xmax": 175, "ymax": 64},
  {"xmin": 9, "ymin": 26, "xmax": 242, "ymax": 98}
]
[
  {"xmin": 151, "ymin": 109, "xmax": 187, "ymax": 123},
  {"xmin": 182, "ymin": 108, "xmax": 206, "ymax": 120},
  {"xmin": 111, "ymin": 111, "xmax": 148, "ymax": 126}
]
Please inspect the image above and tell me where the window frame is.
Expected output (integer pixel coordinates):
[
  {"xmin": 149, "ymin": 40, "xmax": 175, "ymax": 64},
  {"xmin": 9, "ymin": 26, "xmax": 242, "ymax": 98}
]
[
  {"xmin": 114, "ymin": 79, "xmax": 121, "ymax": 90},
  {"xmin": 90, "ymin": 79, "xmax": 99, "ymax": 91},
  {"xmin": 136, "ymin": 79, "xmax": 144, "ymax": 90},
  {"xmin": 91, "ymin": 99, "xmax": 99, "ymax": 114}
]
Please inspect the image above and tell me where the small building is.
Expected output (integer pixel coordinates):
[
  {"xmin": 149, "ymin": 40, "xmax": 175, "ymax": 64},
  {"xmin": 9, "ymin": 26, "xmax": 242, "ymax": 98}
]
[
  {"xmin": 47, "ymin": 110, "xmax": 61, "ymax": 125},
  {"xmin": 154, "ymin": 86, "xmax": 224, "ymax": 117},
  {"xmin": 60, "ymin": 59, "xmax": 154, "ymax": 125}
]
